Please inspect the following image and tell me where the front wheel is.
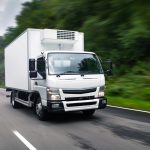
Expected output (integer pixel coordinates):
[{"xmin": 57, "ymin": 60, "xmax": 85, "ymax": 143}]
[
  {"xmin": 82, "ymin": 109, "xmax": 95, "ymax": 117},
  {"xmin": 35, "ymin": 98, "xmax": 47, "ymax": 121}
]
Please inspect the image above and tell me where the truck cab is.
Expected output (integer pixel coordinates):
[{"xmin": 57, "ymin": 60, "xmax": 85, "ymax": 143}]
[{"xmin": 30, "ymin": 51, "xmax": 107, "ymax": 120}]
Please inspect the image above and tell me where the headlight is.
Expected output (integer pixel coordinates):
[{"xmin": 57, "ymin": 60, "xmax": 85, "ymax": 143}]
[
  {"xmin": 47, "ymin": 88, "xmax": 61, "ymax": 100},
  {"xmin": 98, "ymin": 91, "xmax": 104, "ymax": 97},
  {"xmin": 50, "ymin": 94, "xmax": 61, "ymax": 100},
  {"xmin": 98, "ymin": 86, "xmax": 105, "ymax": 97}
]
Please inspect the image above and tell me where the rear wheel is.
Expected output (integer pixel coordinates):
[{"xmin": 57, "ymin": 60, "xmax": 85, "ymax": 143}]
[
  {"xmin": 35, "ymin": 97, "xmax": 47, "ymax": 121},
  {"xmin": 82, "ymin": 109, "xmax": 95, "ymax": 117},
  {"xmin": 11, "ymin": 91, "xmax": 20, "ymax": 108}
]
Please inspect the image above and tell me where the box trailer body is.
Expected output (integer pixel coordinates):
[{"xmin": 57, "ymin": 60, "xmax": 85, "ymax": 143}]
[
  {"xmin": 5, "ymin": 29, "xmax": 84, "ymax": 91},
  {"xmin": 5, "ymin": 29, "xmax": 108, "ymax": 120}
]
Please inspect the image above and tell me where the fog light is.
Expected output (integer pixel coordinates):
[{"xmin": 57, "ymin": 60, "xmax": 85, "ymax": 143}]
[
  {"xmin": 52, "ymin": 103, "xmax": 60, "ymax": 109},
  {"xmin": 102, "ymin": 99, "xmax": 106, "ymax": 104}
]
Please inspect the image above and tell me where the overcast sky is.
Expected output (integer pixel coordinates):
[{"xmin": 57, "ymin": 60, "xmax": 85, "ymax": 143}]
[{"xmin": 0, "ymin": 0, "xmax": 31, "ymax": 36}]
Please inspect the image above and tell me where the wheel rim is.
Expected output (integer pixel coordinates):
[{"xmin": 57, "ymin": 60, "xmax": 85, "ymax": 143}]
[
  {"xmin": 36, "ymin": 101, "xmax": 42, "ymax": 116},
  {"xmin": 12, "ymin": 99, "xmax": 15, "ymax": 106},
  {"xmin": 11, "ymin": 92, "xmax": 15, "ymax": 106}
]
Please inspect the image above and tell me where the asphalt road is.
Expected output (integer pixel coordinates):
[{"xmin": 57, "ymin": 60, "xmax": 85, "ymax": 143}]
[{"xmin": 0, "ymin": 89, "xmax": 150, "ymax": 150}]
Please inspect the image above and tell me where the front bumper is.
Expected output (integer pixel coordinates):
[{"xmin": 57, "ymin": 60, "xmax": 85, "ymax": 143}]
[{"xmin": 46, "ymin": 97, "xmax": 107, "ymax": 112}]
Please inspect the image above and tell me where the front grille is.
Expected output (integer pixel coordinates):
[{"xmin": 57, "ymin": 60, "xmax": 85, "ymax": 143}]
[
  {"xmin": 67, "ymin": 102, "xmax": 97, "ymax": 107},
  {"xmin": 63, "ymin": 88, "xmax": 96, "ymax": 94},
  {"xmin": 57, "ymin": 30, "xmax": 75, "ymax": 40},
  {"xmin": 65, "ymin": 96, "xmax": 95, "ymax": 101}
]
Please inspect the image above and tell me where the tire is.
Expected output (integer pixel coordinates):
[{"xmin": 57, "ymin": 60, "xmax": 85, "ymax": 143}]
[
  {"xmin": 82, "ymin": 109, "xmax": 95, "ymax": 117},
  {"xmin": 35, "ymin": 97, "xmax": 47, "ymax": 121},
  {"xmin": 10, "ymin": 91, "xmax": 20, "ymax": 108}
]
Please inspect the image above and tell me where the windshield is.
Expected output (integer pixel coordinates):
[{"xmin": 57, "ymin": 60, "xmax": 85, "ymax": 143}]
[{"xmin": 48, "ymin": 53, "xmax": 103, "ymax": 75}]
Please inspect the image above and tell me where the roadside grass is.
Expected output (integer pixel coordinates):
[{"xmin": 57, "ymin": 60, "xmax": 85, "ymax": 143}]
[
  {"xmin": 108, "ymin": 96, "xmax": 150, "ymax": 111},
  {"xmin": 106, "ymin": 62, "xmax": 150, "ymax": 111}
]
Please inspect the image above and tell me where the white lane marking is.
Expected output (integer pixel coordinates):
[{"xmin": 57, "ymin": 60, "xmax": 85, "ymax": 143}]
[
  {"xmin": 107, "ymin": 105, "xmax": 150, "ymax": 114},
  {"xmin": 13, "ymin": 130, "xmax": 37, "ymax": 150}
]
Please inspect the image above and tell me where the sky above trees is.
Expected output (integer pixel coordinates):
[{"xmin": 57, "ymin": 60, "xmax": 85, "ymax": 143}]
[{"xmin": 0, "ymin": 0, "xmax": 31, "ymax": 35}]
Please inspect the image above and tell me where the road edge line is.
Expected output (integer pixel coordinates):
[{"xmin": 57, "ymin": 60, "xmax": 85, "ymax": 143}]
[
  {"xmin": 107, "ymin": 105, "xmax": 150, "ymax": 114},
  {"xmin": 12, "ymin": 130, "xmax": 37, "ymax": 150}
]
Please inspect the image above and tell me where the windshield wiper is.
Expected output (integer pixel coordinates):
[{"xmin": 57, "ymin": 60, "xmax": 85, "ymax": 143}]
[
  {"xmin": 79, "ymin": 71, "xmax": 99, "ymax": 76},
  {"xmin": 56, "ymin": 71, "xmax": 79, "ymax": 77}
]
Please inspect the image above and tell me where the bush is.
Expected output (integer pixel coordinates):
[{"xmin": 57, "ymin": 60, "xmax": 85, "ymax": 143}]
[
  {"xmin": 107, "ymin": 85, "xmax": 125, "ymax": 96},
  {"xmin": 140, "ymin": 88, "xmax": 150, "ymax": 101},
  {"xmin": 132, "ymin": 62, "xmax": 150, "ymax": 75}
]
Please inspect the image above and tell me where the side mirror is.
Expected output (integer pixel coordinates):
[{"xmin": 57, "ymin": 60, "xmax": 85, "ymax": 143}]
[
  {"xmin": 30, "ymin": 71, "xmax": 37, "ymax": 78},
  {"xmin": 29, "ymin": 59, "xmax": 35, "ymax": 71},
  {"xmin": 106, "ymin": 69, "xmax": 112, "ymax": 76},
  {"xmin": 105, "ymin": 59, "xmax": 113, "ymax": 76}
]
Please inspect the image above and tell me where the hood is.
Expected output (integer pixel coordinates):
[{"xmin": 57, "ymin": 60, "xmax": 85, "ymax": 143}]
[{"xmin": 47, "ymin": 74, "xmax": 105, "ymax": 89}]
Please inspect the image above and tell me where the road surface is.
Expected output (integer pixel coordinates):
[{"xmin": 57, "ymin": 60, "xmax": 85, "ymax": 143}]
[{"xmin": 0, "ymin": 89, "xmax": 150, "ymax": 150}]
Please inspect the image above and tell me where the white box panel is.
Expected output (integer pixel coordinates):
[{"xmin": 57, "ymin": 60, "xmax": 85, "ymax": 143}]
[{"xmin": 5, "ymin": 31, "xmax": 29, "ymax": 90}]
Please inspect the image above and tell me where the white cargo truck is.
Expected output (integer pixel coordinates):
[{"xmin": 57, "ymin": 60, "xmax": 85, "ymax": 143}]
[{"xmin": 5, "ymin": 28, "xmax": 112, "ymax": 120}]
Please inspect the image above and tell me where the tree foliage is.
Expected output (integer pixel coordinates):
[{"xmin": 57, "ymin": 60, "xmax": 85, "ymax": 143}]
[{"xmin": 0, "ymin": 0, "xmax": 150, "ymax": 77}]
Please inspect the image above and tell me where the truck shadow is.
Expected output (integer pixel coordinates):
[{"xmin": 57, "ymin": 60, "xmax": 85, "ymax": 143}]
[
  {"xmin": 46, "ymin": 112, "xmax": 101, "ymax": 124},
  {"xmin": 90, "ymin": 115, "xmax": 150, "ymax": 147},
  {"xmin": 101, "ymin": 122, "xmax": 150, "ymax": 146}
]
